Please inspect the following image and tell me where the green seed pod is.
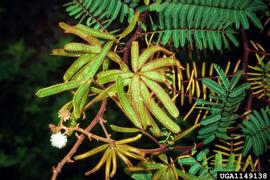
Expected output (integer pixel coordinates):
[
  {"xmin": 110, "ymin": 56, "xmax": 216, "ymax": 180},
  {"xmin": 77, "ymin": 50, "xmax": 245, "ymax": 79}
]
[
  {"xmin": 116, "ymin": 77, "xmax": 143, "ymax": 128},
  {"xmin": 63, "ymin": 53, "xmax": 96, "ymax": 82},
  {"xmin": 74, "ymin": 41, "xmax": 113, "ymax": 80},
  {"xmin": 73, "ymin": 81, "xmax": 91, "ymax": 119},
  {"xmin": 96, "ymin": 70, "xmax": 133, "ymax": 84},
  {"xmin": 36, "ymin": 81, "xmax": 82, "ymax": 98},
  {"xmin": 131, "ymin": 75, "xmax": 148, "ymax": 129},
  {"xmin": 118, "ymin": 11, "xmax": 140, "ymax": 40},
  {"xmin": 141, "ymin": 58, "xmax": 179, "ymax": 72},
  {"xmin": 138, "ymin": 46, "xmax": 173, "ymax": 69},
  {"xmin": 64, "ymin": 24, "xmax": 102, "ymax": 46},
  {"xmin": 64, "ymin": 42, "xmax": 101, "ymax": 53},
  {"xmin": 50, "ymin": 49, "xmax": 82, "ymax": 57},
  {"xmin": 140, "ymin": 71, "xmax": 168, "ymax": 84},
  {"xmin": 140, "ymin": 81, "xmax": 181, "ymax": 133},
  {"xmin": 107, "ymin": 51, "xmax": 129, "ymax": 71},
  {"xmin": 141, "ymin": 76, "xmax": 179, "ymax": 118},
  {"xmin": 76, "ymin": 24, "xmax": 117, "ymax": 41},
  {"xmin": 131, "ymin": 41, "xmax": 139, "ymax": 72}
]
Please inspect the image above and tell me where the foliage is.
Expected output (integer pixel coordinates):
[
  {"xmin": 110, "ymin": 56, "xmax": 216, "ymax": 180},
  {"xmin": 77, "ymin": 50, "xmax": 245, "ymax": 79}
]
[{"xmin": 33, "ymin": 0, "xmax": 270, "ymax": 179}]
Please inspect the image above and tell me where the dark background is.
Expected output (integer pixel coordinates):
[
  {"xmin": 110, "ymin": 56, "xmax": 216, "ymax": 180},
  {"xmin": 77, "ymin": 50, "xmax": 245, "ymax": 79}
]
[
  {"xmin": 0, "ymin": 0, "xmax": 269, "ymax": 179},
  {"xmin": 0, "ymin": 0, "xmax": 113, "ymax": 179}
]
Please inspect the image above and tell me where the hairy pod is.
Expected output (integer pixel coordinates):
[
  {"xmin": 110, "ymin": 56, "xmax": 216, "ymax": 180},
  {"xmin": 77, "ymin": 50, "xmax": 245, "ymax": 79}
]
[
  {"xmin": 140, "ymin": 81, "xmax": 181, "ymax": 133},
  {"xmin": 107, "ymin": 51, "xmax": 128, "ymax": 70},
  {"xmin": 64, "ymin": 42, "xmax": 101, "ymax": 53},
  {"xmin": 141, "ymin": 76, "xmax": 179, "ymax": 118},
  {"xmin": 141, "ymin": 57, "xmax": 179, "ymax": 72},
  {"xmin": 74, "ymin": 41, "xmax": 113, "ymax": 80},
  {"xmin": 36, "ymin": 81, "xmax": 82, "ymax": 97},
  {"xmin": 96, "ymin": 70, "xmax": 133, "ymax": 84},
  {"xmin": 76, "ymin": 24, "xmax": 117, "ymax": 41},
  {"xmin": 116, "ymin": 77, "xmax": 143, "ymax": 128},
  {"xmin": 131, "ymin": 75, "xmax": 148, "ymax": 128},
  {"xmin": 63, "ymin": 53, "xmax": 96, "ymax": 82},
  {"xmin": 63, "ymin": 24, "xmax": 101, "ymax": 46},
  {"xmin": 118, "ymin": 11, "xmax": 140, "ymax": 40},
  {"xmin": 138, "ymin": 46, "xmax": 173, "ymax": 69},
  {"xmin": 131, "ymin": 41, "xmax": 139, "ymax": 72},
  {"xmin": 140, "ymin": 71, "xmax": 169, "ymax": 84},
  {"xmin": 73, "ymin": 80, "xmax": 91, "ymax": 119},
  {"xmin": 50, "ymin": 48, "xmax": 82, "ymax": 57}
]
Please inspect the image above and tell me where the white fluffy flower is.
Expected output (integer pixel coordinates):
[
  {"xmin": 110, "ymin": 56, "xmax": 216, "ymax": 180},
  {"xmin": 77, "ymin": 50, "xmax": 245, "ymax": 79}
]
[{"xmin": 50, "ymin": 132, "xmax": 67, "ymax": 149}]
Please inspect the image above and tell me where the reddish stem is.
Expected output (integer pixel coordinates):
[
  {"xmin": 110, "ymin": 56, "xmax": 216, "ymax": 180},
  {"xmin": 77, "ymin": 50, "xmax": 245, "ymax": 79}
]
[
  {"xmin": 122, "ymin": 12, "xmax": 149, "ymax": 63},
  {"xmin": 51, "ymin": 100, "xmax": 107, "ymax": 180}
]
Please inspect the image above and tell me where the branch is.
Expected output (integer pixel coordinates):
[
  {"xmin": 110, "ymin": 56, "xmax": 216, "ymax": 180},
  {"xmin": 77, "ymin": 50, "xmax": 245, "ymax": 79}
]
[
  {"xmin": 122, "ymin": 12, "xmax": 149, "ymax": 63},
  {"xmin": 240, "ymin": 28, "xmax": 253, "ymax": 115},
  {"xmin": 51, "ymin": 100, "xmax": 107, "ymax": 180}
]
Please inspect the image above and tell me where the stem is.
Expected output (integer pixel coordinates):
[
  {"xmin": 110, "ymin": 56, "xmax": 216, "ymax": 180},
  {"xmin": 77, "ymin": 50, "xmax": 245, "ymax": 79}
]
[
  {"xmin": 240, "ymin": 28, "xmax": 253, "ymax": 115},
  {"xmin": 122, "ymin": 12, "xmax": 149, "ymax": 63},
  {"xmin": 51, "ymin": 100, "xmax": 107, "ymax": 180}
]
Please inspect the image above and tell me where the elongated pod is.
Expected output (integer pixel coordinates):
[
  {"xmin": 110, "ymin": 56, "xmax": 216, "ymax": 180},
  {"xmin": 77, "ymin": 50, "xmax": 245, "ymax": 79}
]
[
  {"xmin": 64, "ymin": 42, "xmax": 101, "ymax": 53},
  {"xmin": 141, "ymin": 77, "xmax": 179, "ymax": 118},
  {"xmin": 62, "ymin": 24, "xmax": 101, "ymax": 46},
  {"xmin": 76, "ymin": 24, "xmax": 117, "ymax": 41},
  {"xmin": 84, "ymin": 84, "xmax": 116, "ymax": 110},
  {"xmin": 96, "ymin": 70, "xmax": 133, "ymax": 84},
  {"xmin": 107, "ymin": 51, "xmax": 129, "ymax": 70},
  {"xmin": 74, "ymin": 144, "xmax": 109, "ymax": 160},
  {"xmin": 64, "ymin": 53, "xmax": 96, "ymax": 82},
  {"xmin": 140, "ymin": 81, "xmax": 181, "ymax": 133},
  {"xmin": 140, "ymin": 71, "xmax": 169, "ymax": 84},
  {"xmin": 50, "ymin": 49, "xmax": 82, "ymax": 57},
  {"xmin": 75, "ymin": 41, "xmax": 113, "ymax": 80},
  {"xmin": 118, "ymin": 11, "xmax": 140, "ymax": 40},
  {"xmin": 116, "ymin": 77, "xmax": 142, "ymax": 128},
  {"xmin": 141, "ymin": 58, "xmax": 179, "ymax": 72},
  {"xmin": 131, "ymin": 41, "xmax": 139, "ymax": 72},
  {"xmin": 73, "ymin": 81, "xmax": 91, "ymax": 119},
  {"xmin": 36, "ymin": 81, "xmax": 82, "ymax": 97},
  {"xmin": 138, "ymin": 46, "xmax": 173, "ymax": 69},
  {"xmin": 131, "ymin": 75, "xmax": 149, "ymax": 128}
]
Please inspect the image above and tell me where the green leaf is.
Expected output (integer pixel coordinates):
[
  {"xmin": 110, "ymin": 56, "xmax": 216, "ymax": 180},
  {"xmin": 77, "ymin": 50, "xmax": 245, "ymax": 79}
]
[
  {"xmin": 202, "ymin": 78, "xmax": 226, "ymax": 96},
  {"xmin": 214, "ymin": 64, "xmax": 229, "ymax": 90},
  {"xmin": 201, "ymin": 114, "xmax": 222, "ymax": 126}
]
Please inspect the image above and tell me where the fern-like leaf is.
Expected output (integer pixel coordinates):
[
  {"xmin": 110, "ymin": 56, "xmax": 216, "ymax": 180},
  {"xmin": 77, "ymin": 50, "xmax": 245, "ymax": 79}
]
[{"xmin": 242, "ymin": 107, "xmax": 270, "ymax": 156}]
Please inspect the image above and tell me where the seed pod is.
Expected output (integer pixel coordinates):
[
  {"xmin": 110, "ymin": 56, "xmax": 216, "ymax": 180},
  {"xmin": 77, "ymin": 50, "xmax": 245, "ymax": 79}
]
[
  {"xmin": 141, "ymin": 58, "xmax": 179, "ymax": 72},
  {"xmin": 138, "ymin": 46, "xmax": 173, "ymax": 69},
  {"xmin": 63, "ymin": 24, "xmax": 101, "ymax": 46},
  {"xmin": 73, "ymin": 81, "xmax": 91, "ymax": 119},
  {"xmin": 36, "ymin": 81, "xmax": 82, "ymax": 98},
  {"xmin": 96, "ymin": 69, "xmax": 133, "ymax": 84},
  {"xmin": 50, "ymin": 49, "xmax": 82, "ymax": 57},
  {"xmin": 131, "ymin": 75, "xmax": 148, "ymax": 128},
  {"xmin": 64, "ymin": 42, "xmax": 101, "ymax": 53},
  {"xmin": 141, "ymin": 77, "xmax": 179, "ymax": 118},
  {"xmin": 58, "ymin": 22, "xmax": 70, "ymax": 31},
  {"xmin": 74, "ymin": 144, "xmax": 109, "ymax": 160},
  {"xmin": 118, "ymin": 11, "xmax": 140, "ymax": 40},
  {"xmin": 140, "ymin": 71, "xmax": 169, "ymax": 84},
  {"xmin": 76, "ymin": 24, "xmax": 117, "ymax": 41},
  {"xmin": 75, "ymin": 41, "xmax": 113, "ymax": 80},
  {"xmin": 140, "ymin": 81, "xmax": 181, "ymax": 133},
  {"xmin": 84, "ymin": 84, "xmax": 116, "ymax": 110},
  {"xmin": 107, "ymin": 51, "xmax": 129, "ymax": 71},
  {"xmin": 63, "ymin": 53, "xmax": 96, "ymax": 82},
  {"xmin": 116, "ymin": 134, "xmax": 142, "ymax": 145},
  {"xmin": 131, "ymin": 41, "xmax": 139, "ymax": 72},
  {"xmin": 116, "ymin": 77, "xmax": 142, "ymax": 128}
]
